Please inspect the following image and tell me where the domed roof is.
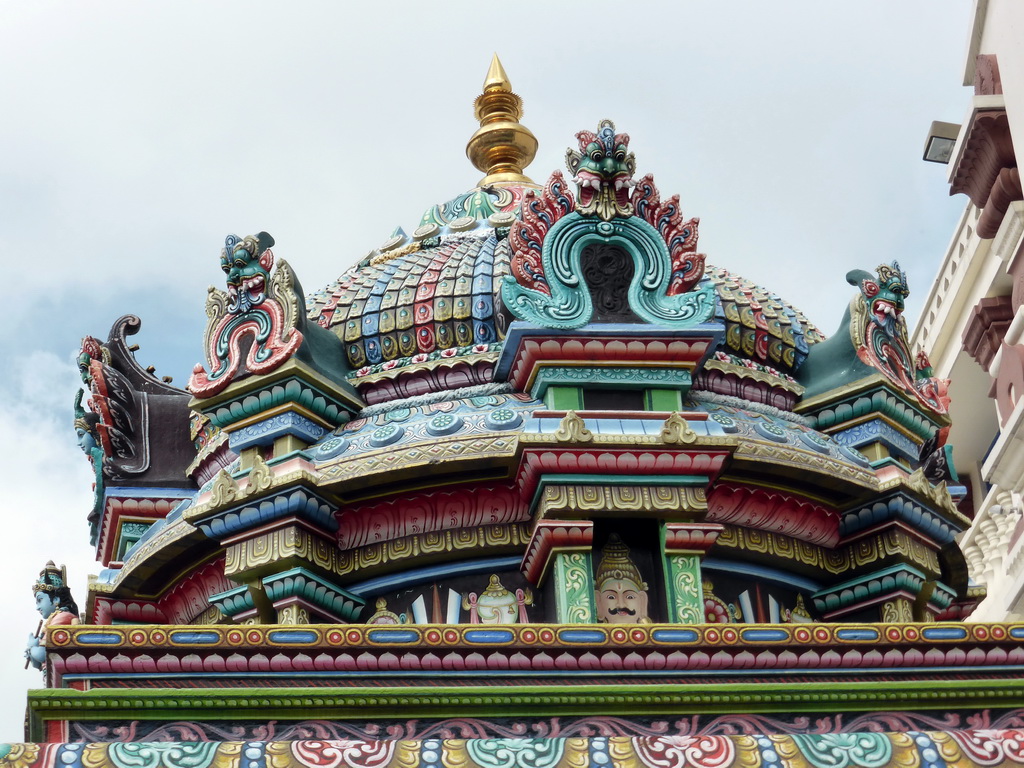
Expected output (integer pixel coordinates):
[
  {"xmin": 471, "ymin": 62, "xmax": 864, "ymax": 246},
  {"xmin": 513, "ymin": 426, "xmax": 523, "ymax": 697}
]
[
  {"xmin": 306, "ymin": 222, "xmax": 823, "ymax": 379},
  {"xmin": 305, "ymin": 60, "xmax": 823, "ymax": 392}
]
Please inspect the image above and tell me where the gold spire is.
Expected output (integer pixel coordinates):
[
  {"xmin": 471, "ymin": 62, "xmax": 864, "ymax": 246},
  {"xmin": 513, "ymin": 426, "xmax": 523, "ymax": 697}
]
[{"xmin": 466, "ymin": 54, "xmax": 538, "ymax": 186}]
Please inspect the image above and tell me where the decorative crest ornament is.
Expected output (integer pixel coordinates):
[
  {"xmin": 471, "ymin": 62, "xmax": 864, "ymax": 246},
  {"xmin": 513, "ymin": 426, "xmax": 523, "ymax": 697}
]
[
  {"xmin": 554, "ymin": 411, "xmax": 593, "ymax": 443},
  {"xmin": 244, "ymin": 453, "xmax": 273, "ymax": 497},
  {"xmin": 848, "ymin": 261, "xmax": 950, "ymax": 415},
  {"xmin": 209, "ymin": 468, "xmax": 241, "ymax": 507},
  {"xmin": 189, "ymin": 232, "xmax": 305, "ymax": 399},
  {"xmin": 659, "ymin": 412, "xmax": 698, "ymax": 444},
  {"xmin": 503, "ymin": 121, "xmax": 714, "ymax": 329}
]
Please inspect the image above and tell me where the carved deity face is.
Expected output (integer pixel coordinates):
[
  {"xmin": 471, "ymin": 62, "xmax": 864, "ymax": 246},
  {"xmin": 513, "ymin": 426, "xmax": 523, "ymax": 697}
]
[
  {"xmin": 34, "ymin": 591, "xmax": 57, "ymax": 619},
  {"xmin": 76, "ymin": 425, "xmax": 97, "ymax": 454},
  {"xmin": 597, "ymin": 576, "xmax": 649, "ymax": 624}
]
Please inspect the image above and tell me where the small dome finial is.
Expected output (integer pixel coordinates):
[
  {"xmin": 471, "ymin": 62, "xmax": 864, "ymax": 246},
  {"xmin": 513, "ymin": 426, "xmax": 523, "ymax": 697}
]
[
  {"xmin": 466, "ymin": 54, "xmax": 538, "ymax": 186},
  {"xmin": 483, "ymin": 53, "xmax": 511, "ymax": 91}
]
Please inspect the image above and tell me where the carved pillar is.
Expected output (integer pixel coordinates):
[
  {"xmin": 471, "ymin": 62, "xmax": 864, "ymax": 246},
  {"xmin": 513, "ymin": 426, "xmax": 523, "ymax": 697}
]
[
  {"xmin": 521, "ymin": 520, "xmax": 595, "ymax": 624},
  {"xmin": 552, "ymin": 551, "xmax": 595, "ymax": 624},
  {"xmin": 813, "ymin": 564, "xmax": 932, "ymax": 623},
  {"xmin": 660, "ymin": 522, "xmax": 722, "ymax": 624},
  {"xmin": 880, "ymin": 596, "xmax": 914, "ymax": 623}
]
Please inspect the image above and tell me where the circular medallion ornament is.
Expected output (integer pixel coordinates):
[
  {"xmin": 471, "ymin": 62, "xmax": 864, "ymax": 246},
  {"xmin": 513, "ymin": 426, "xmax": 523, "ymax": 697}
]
[
  {"xmin": 721, "ymin": 627, "xmax": 739, "ymax": 643},
  {"xmin": 443, "ymin": 629, "xmax": 460, "ymax": 643},
  {"xmin": 424, "ymin": 629, "xmax": 442, "ymax": 644},
  {"xmin": 705, "ymin": 629, "xmax": 720, "ymax": 643},
  {"xmin": 813, "ymin": 627, "xmax": 831, "ymax": 642},
  {"xmin": 247, "ymin": 630, "xmax": 263, "ymax": 644},
  {"xmin": 630, "ymin": 629, "xmax": 647, "ymax": 643},
  {"xmin": 380, "ymin": 234, "xmax": 406, "ymax": 252},
  {"xmin": 597, "ymin": 221, "xmax": 615, "ymax": 236},
  {"xmin": 539, "ymin": 628, "xmax": 555, "ymax": 643},
  {"xmin": 754, "ymin": 421, "xmax": 789, "ymax": 442},
  {"xmin": 150, "ymin": 630, "xmax": 166, "ymax": 644},
  {"xmin": 709, "ymin": 413, "xmax": 739, "ymax": 434},
  {"xmin": 488, "ymin": 211, "xmax": 517, "ymax": 228},
  {"xmin": 369, "ymin": 424, "xmax": 404, "ymax": 447},
  {"xmin": 520, "ymin": 629, "xmax": 537, "ymax": 644},
  {"xmin": 413, "ymin": 223, "xmax": 441, "ymax": 240},
  {"xmin": 427, "ymin": 413, "xmax": 464, "ymax": 436},
  {"xmin": 839, "ymin": 444, "xmax": 871, "ymax": 467},
  {"xmin": 987, "ymin": 626, "xmax": 1003, "ymax": 641},
  {"xmin": 885, "ymin": 626, "xmax": 902, "ymax": 642},
  {"xmin": 129, "ymin": 631, "xmax": 146, "ymax": 645},
  {"xmin": 326, "ymin": 630, "xmax": 343, "ymax": 644},
  {"xmin": 611, "ymin": 628, "xmax": 628, "ymax": 644},
  {"xmin": 904, "ymin": 627, "xmax": 919, "ymax": 641},
  {"xmin": 798, "ymin": 430, "xmax": 832, "ymax": 453},
  {"xmin": 385, "ymin": 407, "xmax": 412, "ymax": 423},
  {"xmin": 485, "ymin": 408, "xmax": 522, "ymax": 430},
  {"xmin": 346, "ymin": 629, "xmax": 362, "ymax": 644},
  {"xmin": 313, "ymin": 436, "xmax": 349, "ymax": 462},
  {"xmin": 50, "ymin": 630, "xmax": 70, "ymax": 645},
  {"xmin": 793, "ymin": 627, "xmax": 812, "ymax": 643},
  {"xmin": 227, "ymin": 630, "xmax": 244, "ymax": 645},
  {"xmin": 470, "ymin": 394, "xmax": 501, "ymax": 407},
  {"xmin": 449, "ymin": 216, "xmax": 477, "ymax": 232}
]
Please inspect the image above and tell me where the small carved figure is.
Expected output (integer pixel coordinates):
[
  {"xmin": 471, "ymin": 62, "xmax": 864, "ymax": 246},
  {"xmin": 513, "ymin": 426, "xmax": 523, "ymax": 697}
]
[
  {"xmin": 594, "ymin": 534, "xmax": 652, "ymax": 624},
  {"xmin": 26, "ymin": 562, "xmax": 80, "ymax": 670},
  {"xmin": 74, "ymin": 389, "xmax": 106, "ymax": 528},
  {"xmin": 462, "ymin": 574, "xmax": 533, "ymax": 624}
]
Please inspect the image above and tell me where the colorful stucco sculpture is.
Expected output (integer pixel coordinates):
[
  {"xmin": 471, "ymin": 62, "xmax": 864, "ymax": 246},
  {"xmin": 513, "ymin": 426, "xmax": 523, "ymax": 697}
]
[{"xmin": 12, "ymin": 56, "xmax": 1024, "ymax": 768}]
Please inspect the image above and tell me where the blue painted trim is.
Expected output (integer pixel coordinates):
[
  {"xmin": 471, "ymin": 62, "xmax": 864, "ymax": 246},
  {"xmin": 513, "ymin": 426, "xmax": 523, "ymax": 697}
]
[
  {"xmin": 739, "ymin": 628, "xmax": 790, "ymax": 643},
  {"xmin": 346, "ymin": 556, "xmax": 521, "ymax": 596},
  {"xmin": 366, "ymin": 629, "xmax": 420, "ymax": 644},
  {"xmin": 73, "ymin": 633, "xmax": 123, "ymax": 645},
  {"xmin": 266, "ymin": 630, "xmax": 320, "ymax": 644},
  {"xmin": 102, "ymin": 487, "xmax": 194, "ymax": 500},
  {"xmin": 557, "ymin": 629, "xmax": 607, "ymax": 643},
  {"xmin": 702, "ymin": 558, "xmax": 822, "ymax": 593},
  {"xmin": 168, "ymin": 631, "xmax": 221, "ymax": 644},
  {"xmin": 834, "ymin": 628, "xmax": 880, "ymax": 642},
  {"xmin": 921, "ymin": 626, "xmax": 968, "ymax": 641},
  {"xmin": 463, "ymin": 629, "xmax": 516, "ymax": 644},
  {"xmin": 650, "ymin": 628, "xmax": 699, "ymax": 644}
]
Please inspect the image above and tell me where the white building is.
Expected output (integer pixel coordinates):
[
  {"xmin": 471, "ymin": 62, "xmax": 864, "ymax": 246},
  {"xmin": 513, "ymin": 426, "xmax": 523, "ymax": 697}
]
[{"xmin": 913, "ymin": 0, "xmax": 1024, "ymax": 620}]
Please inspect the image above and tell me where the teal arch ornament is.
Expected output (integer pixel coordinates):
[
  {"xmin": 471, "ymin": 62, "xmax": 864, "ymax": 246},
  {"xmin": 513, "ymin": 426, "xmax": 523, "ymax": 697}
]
[{"xmin": 501, "ymin": 212, "xmax": 716, "ymax": 330}]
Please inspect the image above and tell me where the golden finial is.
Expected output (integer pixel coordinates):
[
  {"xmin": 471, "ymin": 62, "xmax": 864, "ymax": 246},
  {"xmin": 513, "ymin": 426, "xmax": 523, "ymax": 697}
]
[{"xmin": 466, "ymin": 54, "xmax": 538, "ymax": 186}]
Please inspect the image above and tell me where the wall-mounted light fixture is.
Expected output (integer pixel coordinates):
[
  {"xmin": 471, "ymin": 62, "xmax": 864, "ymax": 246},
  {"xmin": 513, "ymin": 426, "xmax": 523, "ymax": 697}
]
[{"xmin": 923, "ymin": 121, "xmax": 961, "ymax": 163}]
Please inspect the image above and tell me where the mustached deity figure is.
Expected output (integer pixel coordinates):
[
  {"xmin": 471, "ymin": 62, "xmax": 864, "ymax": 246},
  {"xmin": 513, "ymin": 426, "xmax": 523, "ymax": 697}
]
[
  {"xmin": 595, "ymin": 534, "xmax": 652, "ymax": 624},
  {"xmin": 26, "ymin": 561, "xmax": 80, "ymax": 670}
]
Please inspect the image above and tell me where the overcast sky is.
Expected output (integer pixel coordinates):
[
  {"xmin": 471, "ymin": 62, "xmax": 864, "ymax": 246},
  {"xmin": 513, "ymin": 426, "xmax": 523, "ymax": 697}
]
[{"xmin": 0, "ymin": 0, "xmax": 974, "ymax": 742}]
